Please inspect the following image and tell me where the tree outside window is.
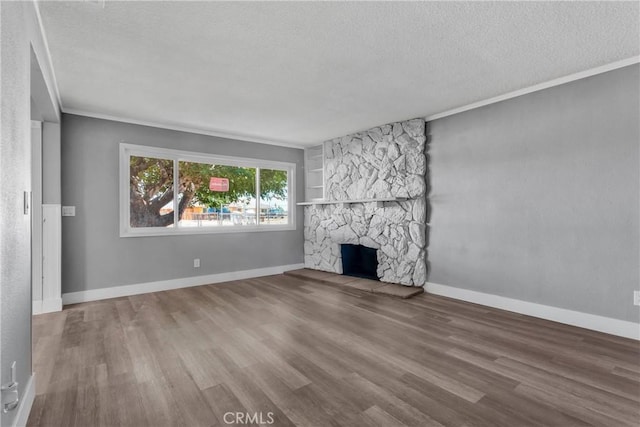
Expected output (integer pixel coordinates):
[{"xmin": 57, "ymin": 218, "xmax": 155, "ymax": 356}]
[{"xmin": 121, "ymin": 144, "xmax": 295, "ymax": 236}]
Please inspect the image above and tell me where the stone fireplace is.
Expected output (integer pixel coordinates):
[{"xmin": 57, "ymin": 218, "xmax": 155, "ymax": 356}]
[{"xmin": 303, "ymin": 118, "xmax": 427, "ymax": 287}]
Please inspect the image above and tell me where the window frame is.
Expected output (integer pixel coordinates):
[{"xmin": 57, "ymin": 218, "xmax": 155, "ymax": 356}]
[{"xmin": 119, "ymin": 143, "xmax": 296, "ymax": 237}]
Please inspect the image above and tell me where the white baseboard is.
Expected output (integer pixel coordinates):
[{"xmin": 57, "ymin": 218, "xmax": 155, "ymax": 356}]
[
  {"xmin": 62, "ymin": 263, "xmax": 305, "ymax": 305},
  {"xmin": 12, "ymin": 374, "xmax": 35, "ymax": 427},
  {"xmin": 425, "ymin": 282, "xmax": 640, "ymax": 340},
  {"xmin": 32, "ymin": 298, "xmax": 62, "ymax": 315}
]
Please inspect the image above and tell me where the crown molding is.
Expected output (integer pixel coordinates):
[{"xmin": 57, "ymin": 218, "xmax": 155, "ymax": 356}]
[
  {"xmin": 425, "ymin": 56, "xmax": 640, "ymax": 122},
  {"xmin": 33, "ymin": 0, "xmax": 63, "ymax": 112},
  {"xmin": 62, "ymin": 108, "xmax": 306, "ymax": 149}
]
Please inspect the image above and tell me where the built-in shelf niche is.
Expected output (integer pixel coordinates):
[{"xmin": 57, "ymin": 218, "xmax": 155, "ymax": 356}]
[{"xmin": 304, "ymin": 144, "xmax": 324, "ymax": 201}]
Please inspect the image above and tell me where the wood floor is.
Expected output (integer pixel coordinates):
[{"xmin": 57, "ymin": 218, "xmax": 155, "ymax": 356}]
[{"xmin": 28, "ymin": 274, "xmax": 640, "ymax": 427}]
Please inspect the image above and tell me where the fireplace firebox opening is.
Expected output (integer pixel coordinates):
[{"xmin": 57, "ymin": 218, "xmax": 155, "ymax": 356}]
[{"xmin": 340, "ymin": 244, "xmax": 379, "ymax": 281}]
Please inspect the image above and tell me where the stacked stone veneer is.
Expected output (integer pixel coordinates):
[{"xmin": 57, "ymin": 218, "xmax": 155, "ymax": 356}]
[{"xmin": 303, "ymin": 118, "xmax": 427, "ymax": 286}]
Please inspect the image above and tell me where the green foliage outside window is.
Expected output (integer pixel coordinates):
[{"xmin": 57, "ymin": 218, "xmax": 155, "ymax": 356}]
[{"xmin": 130, "ymin": 156, "xmax": 288, "ymax": 228}]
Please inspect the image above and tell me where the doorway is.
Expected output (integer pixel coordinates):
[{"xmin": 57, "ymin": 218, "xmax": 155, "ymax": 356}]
[{"xmin": 30, "ymin": 46, "xmax": 62, "ymax": 315}]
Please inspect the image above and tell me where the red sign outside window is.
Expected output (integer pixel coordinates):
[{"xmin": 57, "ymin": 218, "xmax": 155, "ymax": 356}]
[{"xmin": 209, "ymin": 177, "xmax": 229, "ymax": 192}]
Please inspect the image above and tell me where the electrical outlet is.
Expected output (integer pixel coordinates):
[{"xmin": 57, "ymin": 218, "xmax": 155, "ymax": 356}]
[
  {"xmin": 634, "ymin": 291, "xmax": 640, "ymax": 306},
  {"xmin": 62, "ymin": 206, "xmax": 76, "ymax": 217},
  {"xmin": 193, "ymin": 258, "xmax": 200, "ymax": 268}
]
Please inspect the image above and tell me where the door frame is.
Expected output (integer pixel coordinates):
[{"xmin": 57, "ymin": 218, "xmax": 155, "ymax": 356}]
[{"xmin": 31, "ymin": 121, "xmax": 43, "ymax": 314}]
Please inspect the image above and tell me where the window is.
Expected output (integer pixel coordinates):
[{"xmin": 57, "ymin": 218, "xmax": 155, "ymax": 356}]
[{"xmin": 120, "ymin": 143, "xmax": 296, "ymax": 237}]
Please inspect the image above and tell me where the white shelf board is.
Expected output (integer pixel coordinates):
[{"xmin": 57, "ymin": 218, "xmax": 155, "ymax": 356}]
[{"xmin": 297, "ymin": 197, "xmax": 407, "ymax": 206}]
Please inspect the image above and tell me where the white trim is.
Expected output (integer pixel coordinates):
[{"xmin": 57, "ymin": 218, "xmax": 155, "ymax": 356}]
[
  {"xmin": 32, "ymin": 298, "xmax": 63, "ymax": 315},
  {"xmin": 32, "ymin": 0, "xmax": 63, "ymax": 115},
  {"xmin": 62, "ymin": 263, "xmax": 305, "ymax": 305},
  {"xmin": 64, "ymin": 108, "xmax": 305, "ymax": 149},
  {"xmin": 12, "ymin": 374, "xmax": 35, "ymax": 427},
  {"xmin": 53, "ymin": 58, "xmax": 639, "ymax": 146},
  {"xmin": 32, "ymin": 300, "xmax": 41, "ymax": 315},
  {"xmin": 425, "ymin": 282, "xmax": 640, "ymax": 341},
  {"xmin": 41, "ymin": 205, "xmax": 62, "ymax": 312},
  {"xmin": 425, "ymin": 56, "xmax": 640, "ymax": 122},
  {"xmin": 120, "ymin": 143, "xmax": 296, "ymax": 238},
  {"xmin": 256, "ymin": 167, "xmax": 261, "ymax": 229},
  {"xmin": 121, "ymin": 224, "xmax": 296, "ymax": 238},
  {"xmin": 41, "ymin": 298, "xmax": 62, "ymax": 313},
  {"xmin": 31, "ymin": 122, "xmax": 44, "ymax": 316}
]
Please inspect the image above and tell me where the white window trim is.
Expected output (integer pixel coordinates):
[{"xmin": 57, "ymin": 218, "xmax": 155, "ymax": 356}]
[{"xmin": 119, "ymin": 143, "xmax": 296, "ymax": 237}]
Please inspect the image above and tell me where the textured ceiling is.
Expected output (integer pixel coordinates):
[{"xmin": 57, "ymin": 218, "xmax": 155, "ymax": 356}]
[{"xmin": 39, "ymin": 1, "xmax": 639, "ymax": 146}]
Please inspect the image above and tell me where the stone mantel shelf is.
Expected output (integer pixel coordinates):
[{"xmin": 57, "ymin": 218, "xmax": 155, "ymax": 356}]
[{"xmin": 297, "ymin": 197, "xmax": 407, "ymax": 208}]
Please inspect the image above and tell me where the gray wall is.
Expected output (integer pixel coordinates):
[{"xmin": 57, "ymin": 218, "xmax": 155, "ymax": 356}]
[
  {"xmin": 61, "ymin": 114, "xmax": 304, "ymax": 294},
  {"xmin": 428, "ymin": 64, "xmax": 640, "ymax": 323}
]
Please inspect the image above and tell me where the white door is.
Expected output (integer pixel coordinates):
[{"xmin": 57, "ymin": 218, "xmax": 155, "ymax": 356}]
[{"xmin": 31, "ymin": 121, "xmax": 43, "ymax": 313}]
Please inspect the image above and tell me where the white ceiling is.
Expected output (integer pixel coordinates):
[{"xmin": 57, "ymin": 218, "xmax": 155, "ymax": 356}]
[{"xmin": 39, "ymin": 1, "xmax": 639, "ymax": 147}]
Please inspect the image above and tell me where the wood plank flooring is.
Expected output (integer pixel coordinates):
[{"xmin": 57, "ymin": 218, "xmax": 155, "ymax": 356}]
[{"xmin": 28, "ymin": 274, "xmax": 640, "ymax": 426}]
